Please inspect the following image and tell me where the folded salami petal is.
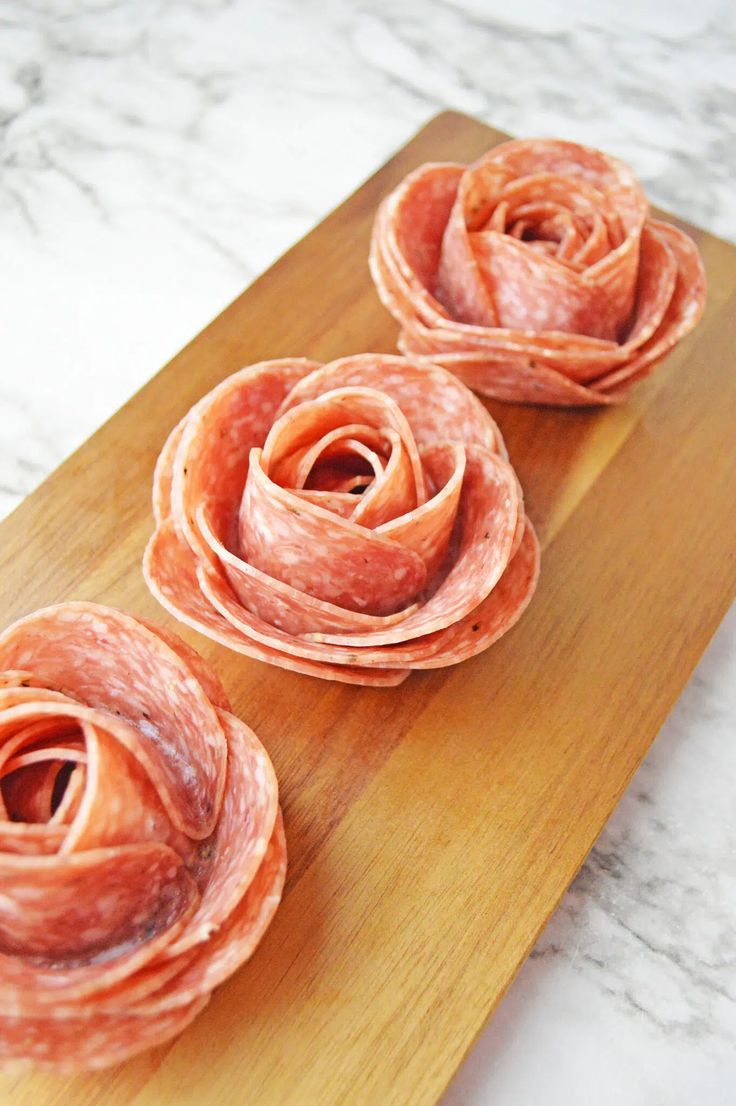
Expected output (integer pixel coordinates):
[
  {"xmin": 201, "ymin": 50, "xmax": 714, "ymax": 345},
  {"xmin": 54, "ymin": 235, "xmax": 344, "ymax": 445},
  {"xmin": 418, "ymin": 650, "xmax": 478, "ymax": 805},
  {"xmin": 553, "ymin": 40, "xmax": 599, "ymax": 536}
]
[
  {"xmin": 0, "ymin": 843, "xmax": 196, "ymax": 974},
  {"xmin": 378, "ymin": 442, "xmax": 465, "ymax": 580},
  {"xmin": 0, "ymin": 823, "xmax": 67, "ymax": 856},
  {"xmin": 0, "ymin": 606, "xmax": 225, "ymax": 840},
  {"xmin": 370, "ymin": 139, "xmax": 706, "ymax": 406},
  {"xmin": 470, "ymin": 231, "xmax": 636, "ymax": 339},
  {"xmin": 0, "ymin": 602, "xmax": 285, "ymax": 1070},
  {"xmin": 129, "ymin": 811, "xmax": 286, "ymax": 1014},
  {"xmin": 144, "ymin": 521, "xmax": 409, "ymax": 686},
  {"xmin": 436, "ymin": 161, "xmax": 505, "ymax": 326},
  {"xmin": 241, "ymin": 449, "xmax": 427, "ymax": 616},
  {"xmin": 305, "ymin": 444, "xmax": 519, "ymax": 648},
  {"xmin": 152, "ymin": 416, "xmax": 186, "ymax": 525},
  {"xmin": 405, "ymin": 520, "xmax": 540, "ymax": 668},
  {"xmin": 60, "ymin": 721, "xmax": 196, "ymax": 861},
  {"xmin": 402, "ymin": 345, "xmax": 617, "ymax": 407},
  {"xmin": 279, "ymin": 354, "xmax": 506, "ymax": 455},
  {"xmin": 164, "ymin": 709, "xmax": 278, "ymax": 956},
  {"xmin": 0, "ymin": 998, "xmax": 209, "ymax": 1073},
  {"xmin": 172, "ymin": 359, "xmax": 319, "ymax": 560},
  {"xmin": 592, "ymin": 219, "xmax": 707, "ymax": 394},
  {"xmin": 197, "ymin": 506, "xmax": 419, "ymax": 636},
  {"xmin": 385, "ymin": 162, "xmax": 464, "ymax": 311}
]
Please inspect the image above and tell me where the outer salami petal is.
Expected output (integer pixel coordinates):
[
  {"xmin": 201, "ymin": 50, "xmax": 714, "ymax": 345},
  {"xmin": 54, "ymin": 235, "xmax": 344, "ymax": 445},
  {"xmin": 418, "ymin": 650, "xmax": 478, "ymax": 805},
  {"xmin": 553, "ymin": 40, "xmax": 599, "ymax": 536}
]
[
  {"xmin": 240, "ymin": 450, "xmax": 427, "ymax": 617},
  {"xmin": 404, "ymin": 520, "xmax": 540, "ymax": 668},
  {"xmin": 130, "ymin": 811, "xmax": 286, "ymax": 1013},
  {"xmin": 172, "ymin": 359, "xmax": 319, "ymax": 561},
  {"xmin": 0, "ymin": 843, "xmax": 196, "ymax": 971},
  {"xmin": 400, "ymin": 344, "xmax": 615, "ymax": 407},
  {"xmin": 0, "ymin": 998, "xmax": 209, "ymax": 1073},
  {"xmin": 144, "ymin": 521, "xmax": 409, "ymax": 686},
  {"xmin": 164, "ymin": 709, "xmax": 278, "ymax": 957},
  {"xmin": 377, "ymin": 162, "xmax": 464, "ymax": 320},
  {"xmin": 0, "ymin": 605, "xmax": 226, "ymax": 839},
  {"xmin": 152, "ymin": 416, "xmax": 186, "ymax": 524},
  {"xmin": 592, "ymin": 219, "xmax": 707, "ymax": 393}
]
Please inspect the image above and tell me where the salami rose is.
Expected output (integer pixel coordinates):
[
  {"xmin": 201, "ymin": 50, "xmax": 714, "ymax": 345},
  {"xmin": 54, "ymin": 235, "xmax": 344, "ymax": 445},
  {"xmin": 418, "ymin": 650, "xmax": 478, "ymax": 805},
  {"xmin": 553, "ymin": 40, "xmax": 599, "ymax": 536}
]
[
  {"xmin": 0, "ymin": 603, "xmax": 285, "ymax": 1071},
  {"xmin": 144, "ymin": 355, "xmax": 539, "ymax": 685},
  {"xmin": 370, "ymin": 139, "xmax": 706, "ymax": 406}
]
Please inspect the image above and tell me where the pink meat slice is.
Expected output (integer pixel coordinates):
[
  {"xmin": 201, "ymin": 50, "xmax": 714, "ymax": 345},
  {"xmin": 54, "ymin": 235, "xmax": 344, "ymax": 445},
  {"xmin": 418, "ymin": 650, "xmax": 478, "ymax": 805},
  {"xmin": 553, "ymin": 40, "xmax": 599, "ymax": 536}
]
[
  {"xmin": 378, "ymin": 442, "xmax": 465, "ymax": 581},
  {"xmin": 302, "ymin": 444, "xmax": 519, "ymax": 648},
  {"xmin": 152, "ymin": 415, "xmax": 186, "ymax": 524},
  {"xmin": 404, "ymin": 520, "xmax": 540, "ymax": 667},
  {"xmin": 128, "ymin": 810, "xmax": 286, "ymax": 1014},
  {"xmin": 0, "ymin": 843, "xmax": 197, "ymax": 997},
  {"xmin": 143, "ymin": 521, "xmax": 409, "ymax": 686},
  {"xmin": 197, "ymin": 505, "xmax": 419, "ymax": 636},
  {"xmin": 171, "ymin": 359, "xmax": 319, "ymax": 562},
  {"xmin": 436, "ymin": 159, "xmax": 508, "ymax": 326},
  {"xmin": 279, "ymin": 354, "xmax": 506, "ymax": 456},
  {"xmin": 0, "ymin": 605, "xmax": 227, "ymax": 839},
  {"xmin": 399, "ymin": 345, "xmax": 616, "ymax": 407},
  {"xmin": 164, "ymin": 708, "xmax": 278, "ymax": 957},
  {"xmin": 0, "ymin": 996, "xmax": 209, "ymax": 1072},
  {"xmin": 240, "ymin": 450, "xmax": 427, "ymax": 617}
]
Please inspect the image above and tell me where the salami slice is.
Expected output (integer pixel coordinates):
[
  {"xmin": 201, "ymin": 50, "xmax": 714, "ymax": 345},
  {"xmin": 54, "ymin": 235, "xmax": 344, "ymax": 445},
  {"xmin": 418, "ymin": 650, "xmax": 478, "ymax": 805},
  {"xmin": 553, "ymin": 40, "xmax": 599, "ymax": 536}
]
[
  {"xmin": 144, "ymin": 354, "xmax": 538, "ymax": 682},
  {"xmin": 369, "ymin": 139, "xmax": 706, "ymax": 406},
  {"xmin": 0, "ymin": 603, "xmax": 284, "ymax": 1071}
]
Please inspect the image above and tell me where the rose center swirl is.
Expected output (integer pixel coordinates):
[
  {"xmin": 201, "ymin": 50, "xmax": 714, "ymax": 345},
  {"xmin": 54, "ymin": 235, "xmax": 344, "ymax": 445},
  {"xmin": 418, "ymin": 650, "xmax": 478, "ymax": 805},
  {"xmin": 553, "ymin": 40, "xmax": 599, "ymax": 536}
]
[{"xmin": 231, "ymin": 386, "xmax": 467, "ymax": 617}]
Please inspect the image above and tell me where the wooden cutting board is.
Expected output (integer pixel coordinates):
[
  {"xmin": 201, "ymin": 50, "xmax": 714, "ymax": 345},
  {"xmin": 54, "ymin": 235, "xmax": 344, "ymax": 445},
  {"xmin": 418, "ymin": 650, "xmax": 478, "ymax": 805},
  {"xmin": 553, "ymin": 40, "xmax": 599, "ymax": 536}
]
[{"xmin": 1, "ymin": 111, "xmax": 735, "ymax": 1106}]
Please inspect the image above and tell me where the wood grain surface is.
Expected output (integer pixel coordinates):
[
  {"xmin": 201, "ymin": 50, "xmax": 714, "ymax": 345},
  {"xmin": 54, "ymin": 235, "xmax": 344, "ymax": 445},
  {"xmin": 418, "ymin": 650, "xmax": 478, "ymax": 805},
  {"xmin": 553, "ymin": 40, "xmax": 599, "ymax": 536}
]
[{"xmin": 1, "ymin": 111, "xmax": 735, "ymax": 1105}]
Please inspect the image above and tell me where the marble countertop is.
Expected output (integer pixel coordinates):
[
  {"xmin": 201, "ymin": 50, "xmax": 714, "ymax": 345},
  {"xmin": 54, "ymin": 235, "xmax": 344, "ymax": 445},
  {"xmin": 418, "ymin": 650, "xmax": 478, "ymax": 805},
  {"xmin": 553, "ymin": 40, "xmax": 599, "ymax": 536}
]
[{"xmin": 2, "ymin": 1, "xmax": 734, "ymax": 1100}]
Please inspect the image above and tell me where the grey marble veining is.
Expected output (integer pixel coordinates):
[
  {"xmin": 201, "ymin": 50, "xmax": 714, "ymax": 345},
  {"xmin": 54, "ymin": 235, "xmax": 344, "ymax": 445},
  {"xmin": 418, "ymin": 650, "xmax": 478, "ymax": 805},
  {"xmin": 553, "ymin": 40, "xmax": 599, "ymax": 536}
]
[
  {"xmin": 1, "ymin": 2, "xmax": 735, "ymax": 1101},
  {"xmin": 444, "ymin": 604, "xmax": 736, "ymax": 1105}
]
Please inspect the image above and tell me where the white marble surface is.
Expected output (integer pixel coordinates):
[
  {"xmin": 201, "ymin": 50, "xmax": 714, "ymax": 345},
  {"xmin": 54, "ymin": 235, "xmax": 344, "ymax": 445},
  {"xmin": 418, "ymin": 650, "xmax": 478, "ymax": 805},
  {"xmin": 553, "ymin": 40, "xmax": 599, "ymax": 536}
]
[{"xmin": 1, "ymin": 1, "xmax": 735, "ymax": 1100}]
